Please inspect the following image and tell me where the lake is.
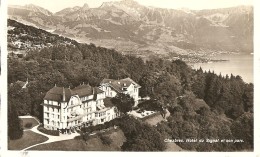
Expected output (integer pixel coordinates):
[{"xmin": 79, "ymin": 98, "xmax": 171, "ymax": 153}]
[{"xmin": 191, "ymin": 54, "xmax": 253, "ymax": 83}]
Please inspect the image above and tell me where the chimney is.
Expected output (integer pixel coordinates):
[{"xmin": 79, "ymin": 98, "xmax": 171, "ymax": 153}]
[
  {"xmin": 123, "ymin": 83, "xmax": 126, "ymax": 86},
  {"xmin": 55, "ymin": 84, "xmax": 56, "ymax": 87},
  {"xmin": 62, "ymin": 87, "xmax": 66, "ymax": 102},
  {"xmin": 109, "ymin": 81, "xmax": 112, "ymax": 83},
  {"xmin": 92, "ymin": 87, "xmax": 95, "ymax": 95},
  {"xmin": 118, "ymin": 82, "xmax": 120, "ymax": 84}
]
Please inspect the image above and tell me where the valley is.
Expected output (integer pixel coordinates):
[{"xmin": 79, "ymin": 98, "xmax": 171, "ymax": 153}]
[
  {"xmin": 7, "ymin": 1, "xmax": 254, "ymax": 152},
  {"xmin": 8, "ymin": 0, "xmax": 253, "ymax": 63}
]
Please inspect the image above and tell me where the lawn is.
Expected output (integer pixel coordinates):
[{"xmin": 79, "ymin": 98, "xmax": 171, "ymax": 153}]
[
  {"xmin": 29, "ymin": 129, "xmax": 126, "ymax": 151},
  {"xmin": 8, "ymin": 130, "xmax": 49, "ymax": 150},
  {"xmin": 20, "ymin": 118, "xmax": 39, "ymax": 129}
]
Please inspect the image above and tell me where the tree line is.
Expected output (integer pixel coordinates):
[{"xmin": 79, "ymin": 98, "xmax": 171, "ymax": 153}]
[{"xmin": 8, "ymin": 28, "xmax": 253, "ymax": 151}]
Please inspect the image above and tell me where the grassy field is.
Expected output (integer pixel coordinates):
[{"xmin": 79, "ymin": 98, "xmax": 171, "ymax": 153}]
[
  {"xmin": 21, "ymin": 118, "xmax": 39, "ymax": 129},
  {"xmin": 8, "ymin": 130, "xmax": 49, "ymax": 150},
  {"xmin": 29, "ymin": 129, "xmax": 126, "ymax": 151}
]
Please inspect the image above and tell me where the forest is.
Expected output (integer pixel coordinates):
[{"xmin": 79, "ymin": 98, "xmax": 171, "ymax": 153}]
[{"xmin": 8, "ymin": 19, "xmax": 253, "ymax": 151}]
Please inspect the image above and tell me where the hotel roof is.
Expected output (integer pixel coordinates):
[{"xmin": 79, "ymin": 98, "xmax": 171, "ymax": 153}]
[
  {"xmin": 44, "ymin": 86, "xmax": 72, "ymax": 102},
  {"xmin": 44, "ymin": 84, "xmax": 104, "ymax": 102},
  {"xmin": 101, "ymin": 77, "xmax": 141, "ymax": 93}
]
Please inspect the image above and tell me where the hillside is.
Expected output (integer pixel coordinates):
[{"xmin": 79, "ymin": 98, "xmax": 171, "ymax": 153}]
[
  {"xmin": 7, "ymin": 19, "xmax": 77, "ymax": 54},
  {"xmin": 8, "ymin": 17, "xmax": 254, "ymax": 151},
  {"xmin": 8, "ymin": 0, "xmax": 253, "ymax": 62}
]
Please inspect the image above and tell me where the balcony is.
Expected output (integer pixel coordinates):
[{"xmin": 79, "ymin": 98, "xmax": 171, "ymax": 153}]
[{"xmin": 67, "ymin": 116, "xmax": 82, "ymax": 122}]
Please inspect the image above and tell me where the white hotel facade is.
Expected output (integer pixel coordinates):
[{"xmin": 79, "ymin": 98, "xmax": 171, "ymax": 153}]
[{"xmin": 42, "ymin": 78, "xmax": 141, "ymax": 132}]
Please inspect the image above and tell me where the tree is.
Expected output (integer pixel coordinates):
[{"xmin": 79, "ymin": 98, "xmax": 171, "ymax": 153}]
[
  {"xmin": 111, "ymin": 93, "xmax": 135, "ymax": 114},
  {"xmin": 99, "ymin": 134, "xmax": 113, "ymax": 145},
  {"xmin": 138, "ymin": 100, "xmax": 163, "ymax": 112},
  {"xmin": 121, "ymin": 119, "xmax": 166, "ymax": 151},
  {"xmin": 230, "ymin": 112, "xmax": 253, "ymax": 150},
  {"xmin": 8, "ymin": 102, "xmax": 23, "ymax": 140},
  {"xmin": 8, "ymin": 82, "xmax": 31, "ymax": 116}
]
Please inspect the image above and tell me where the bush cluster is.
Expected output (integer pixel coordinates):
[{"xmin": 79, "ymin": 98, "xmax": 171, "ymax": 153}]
[
  {"xmin": 37, "ymin": 125, "xmax": 59, "ymax": 136},
  {"xmin": 24, "ymin": 122, "xmax": 33, "ymax": 129}
]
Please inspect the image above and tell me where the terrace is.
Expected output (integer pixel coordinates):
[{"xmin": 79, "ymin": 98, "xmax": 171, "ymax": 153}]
[{"xmin": 128, "ymin": 109, "xmax": 156, "ymax": 118}]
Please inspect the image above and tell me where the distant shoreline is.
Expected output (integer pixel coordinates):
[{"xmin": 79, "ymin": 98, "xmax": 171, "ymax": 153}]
[{"xmin": 191, "ymin": 54, "xmax": 253, "ymax": 83}]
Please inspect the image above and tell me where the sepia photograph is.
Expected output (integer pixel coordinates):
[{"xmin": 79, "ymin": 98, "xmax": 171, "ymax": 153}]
[{"xmin": 6, "ymin": 0, "xmax": 254, "ymax": 152}]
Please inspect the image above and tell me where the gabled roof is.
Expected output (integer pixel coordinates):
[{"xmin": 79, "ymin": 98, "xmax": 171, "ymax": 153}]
[
  {"xmin": 101, "ymin": 77, "xmax": 141, "ymax": 93},
  {"xmin": 44, "ymin": 87, "xmax": 72, "ymax": 102},
  {"xmin": 72, "ymin": 84, "xmax": 94, "ymax": 98},
  {"xmin": 44, "ymin": 84, "xmax": 105, "ymax": 103},
  {"xmin": 16, "ymin": 80, "xmax": 27, "ymax": 87},
  {"xmin": 13, "ymin": 80, "xmax": 29, "ymax": 89},
  {"xmin": 73, "ymin": 84, "xmax": 104, "ymax": 98}
]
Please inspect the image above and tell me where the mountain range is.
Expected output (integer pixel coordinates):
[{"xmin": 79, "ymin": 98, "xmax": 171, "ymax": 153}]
[{"xmin": 8, "ymin": 0, "xmax": 253, "ymax": 61}]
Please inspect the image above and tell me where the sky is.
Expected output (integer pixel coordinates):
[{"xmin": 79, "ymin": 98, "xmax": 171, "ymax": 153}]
[{"xmin": 8, "ymin": 0, "xmax": 253, "ymax": 13}]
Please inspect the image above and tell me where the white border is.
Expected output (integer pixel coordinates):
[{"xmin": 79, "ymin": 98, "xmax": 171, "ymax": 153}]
[{"xmin": 1, "ymin": 0, "xmax": 259, "ymax": 157}]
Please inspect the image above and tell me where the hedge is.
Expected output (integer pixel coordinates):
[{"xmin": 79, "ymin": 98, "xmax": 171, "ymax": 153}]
[{"xmin": 37, "ymin": 125, "xmax": 59, "ymax": 136}]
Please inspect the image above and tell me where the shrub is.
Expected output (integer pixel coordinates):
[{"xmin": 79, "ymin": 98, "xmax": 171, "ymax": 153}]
[
  {"xmin": 37, "ymin": 125, "xmax": 59, "ymax": 136},
  {"xmin": 24, "ymin": 122, "xmax": 33, "ymax": 129},
  {"xmin": 82, "ymin": 132, "xmax": 91, "ymax": 142},
  {"xmin": 99, "ymin": 134, "xmax": 113, "ymax": 145},
  {"xmin": 74, "ymin": 135, "xmax": 82, "ymax": 140}
]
